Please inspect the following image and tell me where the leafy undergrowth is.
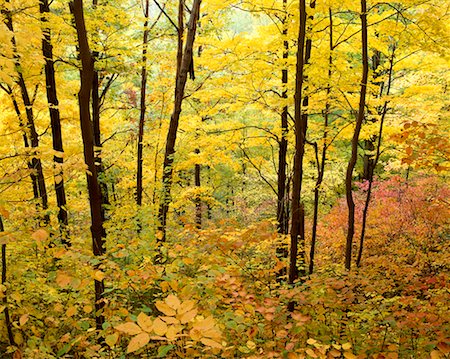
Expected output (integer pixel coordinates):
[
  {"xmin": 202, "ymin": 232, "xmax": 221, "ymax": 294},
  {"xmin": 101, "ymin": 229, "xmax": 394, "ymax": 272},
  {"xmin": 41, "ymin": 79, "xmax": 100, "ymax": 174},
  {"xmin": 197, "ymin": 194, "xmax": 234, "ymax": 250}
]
[{"xmin": 1, "ymin": 175, "xmax": 449, "ymax": 358}]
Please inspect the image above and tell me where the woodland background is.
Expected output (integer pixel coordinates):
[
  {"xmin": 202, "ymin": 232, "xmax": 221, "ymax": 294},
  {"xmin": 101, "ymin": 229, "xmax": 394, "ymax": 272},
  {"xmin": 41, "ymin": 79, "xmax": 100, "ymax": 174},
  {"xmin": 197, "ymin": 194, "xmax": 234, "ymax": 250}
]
[{"xmin": 0, "ymin": 0, "xmax": 449, "ymax": 357}]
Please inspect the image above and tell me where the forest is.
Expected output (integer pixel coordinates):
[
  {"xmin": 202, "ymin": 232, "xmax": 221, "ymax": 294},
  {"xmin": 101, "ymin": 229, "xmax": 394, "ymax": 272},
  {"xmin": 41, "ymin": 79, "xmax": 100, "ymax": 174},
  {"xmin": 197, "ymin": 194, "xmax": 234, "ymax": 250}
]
[{"xmin": 0, "ymin": 0, "xmax": 449, "ymax": 357}]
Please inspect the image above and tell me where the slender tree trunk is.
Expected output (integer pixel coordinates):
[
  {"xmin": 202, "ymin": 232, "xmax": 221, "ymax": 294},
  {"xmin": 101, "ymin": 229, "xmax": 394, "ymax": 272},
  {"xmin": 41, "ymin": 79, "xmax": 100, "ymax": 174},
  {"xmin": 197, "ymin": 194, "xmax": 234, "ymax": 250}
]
[
  {"xmin": 2, "ymin": 2, "xmax": 49, "ymax": 222},
  {"xmin": 356, "ymin": 44, "xmax": 396, "ymax": 267},
  {"xmin": 344, "ymin": 0, "xmax": 369, "ymax": 271},
  {"xmin": 1, "ymin": 216, "xmax": 15, "ymax": 346},
  {"xmin": 277, "ymin": 0, "xmax": 289, "ymax": 237},
  {"xmin": 40, "ymin": 0, "xmax": 69, "ymax": 243},
  {"xmin": 70, "ymin": 0, "xmax": 105, "ymax": 331},
  {"xmin": 136, "ymin": 0, "xmax": 150, "ymax": 208},
  {"xmin": 0, "ymin": 86, "xmax": 40, "ymax": 201},
  {"xmin": 309, "ymin": 7, "xmax": 332, "ymax": 275},
  {"xmin": 194, "ymin": 148, "xmax": 202, "ymax": 228},
  {"xmin": 288, "ymin": 0, "xmax": 307, "ymax": 304},
  {"xmin": 157, "ymin": 0, "xmax": 201, "ymax": 243}
]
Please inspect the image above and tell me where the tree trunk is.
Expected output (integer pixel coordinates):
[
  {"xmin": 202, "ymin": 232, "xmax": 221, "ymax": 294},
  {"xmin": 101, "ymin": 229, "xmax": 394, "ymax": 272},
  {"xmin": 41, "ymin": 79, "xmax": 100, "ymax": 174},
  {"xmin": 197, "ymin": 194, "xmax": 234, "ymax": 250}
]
[
  {"xmin": 276, "ymin": 0, "xmax": 289, "ymax": 239},
  {"xmin": 1, "ymin": 216, "xmax": 15, "ymax": 346},
  {"xmin": 309, "ymin": 6, "xmax": 332, "ymax": 275},
  {"xmin": 40, "ymin": 0, "xmax": 69, "ymax": 243},
  {"xmin": 344, "ymin": 0, "xmax": 369, "ymax": 271},
  {"xmin": 157, "ymin": 0, "xmax": 201, "ymax": 243},
  {"xmin": 70, "ymin": 0, "xmax": 105, "ymax": 332},
  {"xmin": 356, "ymin": 44, "xmax": 396, "ymax": 267},
  {"xmin": 288, "ymin": 0, "xmax": 307, "ymax": 302},
  {"xmin": 136, "ymin": 0, "xmax": 150, "ymax": 207}
]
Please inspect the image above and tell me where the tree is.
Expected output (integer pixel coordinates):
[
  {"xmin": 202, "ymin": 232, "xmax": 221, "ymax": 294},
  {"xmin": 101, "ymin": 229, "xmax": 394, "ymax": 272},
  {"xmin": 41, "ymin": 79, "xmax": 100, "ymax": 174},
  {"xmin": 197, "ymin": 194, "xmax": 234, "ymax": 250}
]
[
  {"xmin": 136, "ymin": 0, "xmax": 151, "ymax": 208},
  {"xmin": 70, "ymin": 0, "xmax": 105, "ymax": 331},
  {"xmin": 157, "ymin": 0, "xmax": 202, "ymax": 242},
  {"xmin": 1, "ymin": 0, "xmax": 49, "ymax": 223},
  {"xmin": 40, "ymin": 0, "xmax": 69, "ymax": 242},
  {"xmin": 288, "ymin": 0, "xmax": 307, "ymax": 295},
  {"xmin": 344, "ymin": 0, "xmax": 368, "ymax": 271}
]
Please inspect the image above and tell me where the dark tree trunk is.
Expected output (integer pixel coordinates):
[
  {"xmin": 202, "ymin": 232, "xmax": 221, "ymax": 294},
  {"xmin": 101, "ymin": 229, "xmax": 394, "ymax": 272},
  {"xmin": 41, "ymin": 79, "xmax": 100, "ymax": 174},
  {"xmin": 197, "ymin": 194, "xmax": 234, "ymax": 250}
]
[
  {"xmin": 136, "ymin": 0, "xmax": 150, "ymax": 207},
  {"xmin": 1, "ymin": 216, "xmax": 15, "ymax": 346},
  {"xmin": 309, "ymin": 6, "xmax": 332, "ymax": 275},
  {"xmin": 194, "ymin": 149, "xmax": 202, "ymax": 228},
  {"xmin": 345, "ymin": 0, "xmax": 369, "ymax": 271},
  {"xmin": 288, "ymin": 0, "xmax": 307, "ymax": 302},
  {"xmin": 70, "ymin": 0, "xmax": 105, "ymax": 332},
  {"xmin": 40, "ymin": 0, "xmax": 69, "ymax": 243},
  {"xmin": 276, "ymin": 0, "xmax": 289, "ymax": 238},
  {"xmin": 157, "ymin": 0, "xmax": 201, "ymax": 243},
  {"xmin": 356, "ymin": 44, "xmax": 396, "ymax": 267},
  {"xmin": 2, "ymin": 2, "xmax": 49, "ymax": 222}
]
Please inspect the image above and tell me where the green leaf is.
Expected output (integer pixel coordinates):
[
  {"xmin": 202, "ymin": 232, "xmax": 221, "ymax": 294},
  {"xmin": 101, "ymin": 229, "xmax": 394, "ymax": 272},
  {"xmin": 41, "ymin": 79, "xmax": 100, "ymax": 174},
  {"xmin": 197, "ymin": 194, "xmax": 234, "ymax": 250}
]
[{"xmin": 158, "ymin": 344, "xmax": 175, "ymax": 357}]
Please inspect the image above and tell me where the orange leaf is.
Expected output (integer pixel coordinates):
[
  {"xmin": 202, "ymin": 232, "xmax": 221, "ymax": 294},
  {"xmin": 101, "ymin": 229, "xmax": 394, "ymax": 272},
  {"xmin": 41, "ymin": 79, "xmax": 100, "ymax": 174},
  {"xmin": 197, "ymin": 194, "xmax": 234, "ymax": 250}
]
[
  {"xmin": 165, "ymin": 294, "xmax": 181, "ymax": 310},
  {"xmin": 19, "ymin": 314, "xmax": 29, "ymax": 327},
  {"xmin": 115, "ymin": 322, "xmax": 143, "ymax": 335},
  {"xmin": 127, "ymin": 332, "xmax": 150, "ymax": 353},
  {"xmin": 155, "ymin": 301, "xmax": 176, "ymax": 316},
  {"xmin": 200, "ymin": 338, "xmax": 222, "ymax": 349},
  {"xmin": 179, "ymin": 308, "xmax": 197, "ymax": 324},
  {"xmin": 152, "ymin": 318, "xmax": 168, "ymax": 336},
  {"xmin": 137, "ymin": 312, "xmax": 153, "ymax": 332}
]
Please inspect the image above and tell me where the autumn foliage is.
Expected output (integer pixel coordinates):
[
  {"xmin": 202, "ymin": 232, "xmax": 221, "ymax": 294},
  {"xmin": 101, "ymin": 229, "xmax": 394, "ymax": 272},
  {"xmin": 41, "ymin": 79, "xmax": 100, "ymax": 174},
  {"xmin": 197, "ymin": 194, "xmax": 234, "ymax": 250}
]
[{"xmin": 1, "ymin": 0, "xmax": 449, "ymax": 358}]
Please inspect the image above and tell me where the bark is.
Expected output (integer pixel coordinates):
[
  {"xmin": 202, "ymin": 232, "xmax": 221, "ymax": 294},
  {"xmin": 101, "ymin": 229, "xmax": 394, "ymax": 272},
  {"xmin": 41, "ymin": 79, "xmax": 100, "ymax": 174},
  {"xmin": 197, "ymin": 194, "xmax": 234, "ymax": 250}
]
[
  {"xmin": 40, "ymin": 0, "xmax": 69, "ymax": 243},
  {"xmin": 157, "ymin": 0, "xmax": 201, "ymax": 243},
  {"xmin": 1, "ymin": 216, "xmax": 15, "ymax": 346},
  {"xmin": 276, "ymin": 0, "xmax": 289, "ymax": 238},
  {"xmin": 70, "ymin": 0, "xmax": 105, "ymax": 331},
  {"xmin": 136, "ymin": 0, "xmax": 150, "ymax": 207},
  {"xmin": 288, "ymin": 0, "xmax": 307, "ymax": 297},
  {"xmin": 194, "ymin": 148, "xmax": 202, "ymax": 228},
  {"xmin": 309, "ymin": 7, "xmax": 332, "ymax": 275},
  {"xmin": 344, "ymin": 0, "xmax": 369, "ymax": 271},
  {"xmin": 2, "ymin": 2, "xmax": 49, "ymax": 221},
  {"xmin": 356, "ymin": 44, "xmax": 396, "ymax": 267}
]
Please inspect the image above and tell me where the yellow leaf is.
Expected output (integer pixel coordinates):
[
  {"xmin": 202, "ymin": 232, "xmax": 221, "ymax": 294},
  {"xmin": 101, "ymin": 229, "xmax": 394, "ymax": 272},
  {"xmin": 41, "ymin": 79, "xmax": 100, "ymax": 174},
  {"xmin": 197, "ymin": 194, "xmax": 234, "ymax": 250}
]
[
  {"xmin": 155, "ymin": 301, "xmax": 176, "ymax": 316},
  {"xmin": 137, "ymin": 312, "xmax": 153, "ymax": 332},
  {"xmin": 127, "ymin": 332, "xmax": 150, "ymax": 353},
  {"xmin": 246, "ymin": 340, "xmax": 256, "ymax": 350},
  {"xmin": 115, "ymin": 322, "xmax": 143, "ymax": 335},
  {"xmin": 342, "ymin": 343, "xmax": 352, "ymax": 350},
  {"xmin": 19, "ymin": 314, "xmax": 29, "ymax": 326},
  {"xmin": 307, "ymin": 338, "xmax": 317, "ymax": 345},
  {"xmin": 105, "ymin": 333, "xmax": 119, "ymax": 348},
  {"xmin": 305, "ymin": 348, "xmax": 317, "ymax": 358},
  {"xmin": 32, "ymin": 229, "xmax": 48, "ymax": 242},
  {"xmin": 328, "ymin": 349, "xmax": 341, "ymax": 357},
  {"xmin": 160, "ymin": 316, "xmax": 180, "ymax": 324},
  {"xmin": 165, "ymin": 325, "xmax": 181, "ymax": 341},
  {"xmin": 200, "ymin": 338, "xmax": 222, "ymax": 349},
  {"xmin": 152, "ymin": 318, "xmax": 168, "ymax": 336},
  {"xmin": 179, "ymin": 308, "xmax": 197, "ymax": 324},
  {"xmin": 165, "ymin": 294, "xmax": 181, "ymax": 310},
  {"xmin": 343, "ymin": 352, "xmax": 357, "ymax": 359},
  {"xmin": 83, "ymin": 305, "xmax": 93, "ymax": 314},
  {"xmin": 0, "ymin": 305, "xmax": 5, "ymax": 313},
  {"xmin": 66, "ymin": 306, "xmax": 77, "ymax": 318}
]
